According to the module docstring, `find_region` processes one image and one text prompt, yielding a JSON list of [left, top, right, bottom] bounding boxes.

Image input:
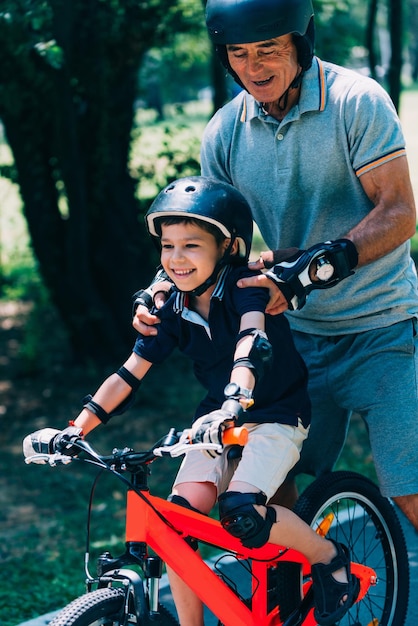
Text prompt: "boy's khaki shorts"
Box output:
[[173, 420, 309, 501]]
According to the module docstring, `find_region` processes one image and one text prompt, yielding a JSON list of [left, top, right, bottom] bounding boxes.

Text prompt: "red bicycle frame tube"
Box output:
[[125, 490, 375, 626]]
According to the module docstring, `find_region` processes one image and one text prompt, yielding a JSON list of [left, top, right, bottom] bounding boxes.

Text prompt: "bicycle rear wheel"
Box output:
[[294, 471, 409, 626], [48, 587, 179, 626]]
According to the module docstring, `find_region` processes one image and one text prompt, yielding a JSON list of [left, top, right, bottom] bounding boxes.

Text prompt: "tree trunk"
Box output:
[[387, 0, 403, 111], [0, 0, 164, 364], [366, 0, 379, 80]]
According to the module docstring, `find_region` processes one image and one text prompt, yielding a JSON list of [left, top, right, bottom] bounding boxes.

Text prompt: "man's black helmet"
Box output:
[[206, 0, 315, 79], [146, 176, 253, 262]]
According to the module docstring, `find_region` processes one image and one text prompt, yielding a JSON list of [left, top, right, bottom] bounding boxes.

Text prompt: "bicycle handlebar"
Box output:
[[24, 425, 248, 467]]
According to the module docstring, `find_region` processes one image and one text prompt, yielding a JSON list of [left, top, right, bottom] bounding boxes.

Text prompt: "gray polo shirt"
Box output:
[[201, 57, 418, 335]]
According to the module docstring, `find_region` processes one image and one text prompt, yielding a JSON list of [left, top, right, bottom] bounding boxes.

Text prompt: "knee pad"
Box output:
[[167, 494, 203, 551], [218, 491, 276, 549]]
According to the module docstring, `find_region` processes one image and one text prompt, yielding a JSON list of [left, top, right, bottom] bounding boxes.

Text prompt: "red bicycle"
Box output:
[[25, 426, 409, 626]]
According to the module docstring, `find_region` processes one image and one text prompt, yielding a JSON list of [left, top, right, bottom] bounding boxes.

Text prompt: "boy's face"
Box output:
[[160, 222, 229, 293]]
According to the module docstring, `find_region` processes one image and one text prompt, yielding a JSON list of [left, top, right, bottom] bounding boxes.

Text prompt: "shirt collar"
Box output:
[[173, 265, 232, 314], [240, 57, 326, 123]]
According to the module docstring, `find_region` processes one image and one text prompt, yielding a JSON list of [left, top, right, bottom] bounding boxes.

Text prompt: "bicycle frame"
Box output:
[[26, 434, 379, 626], [123, 487, 376, 626]]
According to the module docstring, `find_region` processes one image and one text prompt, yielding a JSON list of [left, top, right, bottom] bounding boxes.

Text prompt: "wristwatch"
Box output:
[[224, 382, 253, 402], [315, 255, 335, 282]]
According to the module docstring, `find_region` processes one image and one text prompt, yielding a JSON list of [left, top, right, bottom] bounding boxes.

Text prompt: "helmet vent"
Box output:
[[185, 185, 197, 193]]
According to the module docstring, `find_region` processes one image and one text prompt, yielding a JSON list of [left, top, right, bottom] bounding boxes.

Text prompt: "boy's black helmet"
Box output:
[[206, 0, 315, 79], [146, 176, 253, 262]]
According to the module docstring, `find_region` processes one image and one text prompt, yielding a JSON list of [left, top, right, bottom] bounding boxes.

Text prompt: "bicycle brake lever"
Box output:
[[25, 453, 74, 466], [153, 429, 222, 458]]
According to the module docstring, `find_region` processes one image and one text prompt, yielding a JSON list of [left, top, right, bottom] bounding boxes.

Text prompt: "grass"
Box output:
[[1, 88, 418, 625]]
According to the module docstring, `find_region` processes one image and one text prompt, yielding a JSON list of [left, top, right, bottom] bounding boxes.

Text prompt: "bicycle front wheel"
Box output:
[[294, 471, 409, 626], [48, 587, 179, 626]]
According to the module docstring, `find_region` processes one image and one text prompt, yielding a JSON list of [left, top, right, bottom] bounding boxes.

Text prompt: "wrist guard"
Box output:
[[266, 239, 358, 310], [132, 267, 172, 316]]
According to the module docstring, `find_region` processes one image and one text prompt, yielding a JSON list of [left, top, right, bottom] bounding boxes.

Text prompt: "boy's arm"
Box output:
[[73, 353, 152, 435], [226, 310, 271, 408], [190, 311, 272, 458], [23, 354, 153, 460]]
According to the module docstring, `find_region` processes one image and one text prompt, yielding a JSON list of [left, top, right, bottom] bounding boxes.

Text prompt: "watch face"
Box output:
[[316, 261, 334, 281], [224, 382, 240, 397]]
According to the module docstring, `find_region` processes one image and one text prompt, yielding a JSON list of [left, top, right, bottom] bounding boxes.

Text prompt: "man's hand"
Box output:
[[132, 306, 161, 335], [132, 279, 172, 335], [242, 241, 358, 312], [243, 248, 306, 314], [190, 399, 242, 459], [237, 273, 290, 315]]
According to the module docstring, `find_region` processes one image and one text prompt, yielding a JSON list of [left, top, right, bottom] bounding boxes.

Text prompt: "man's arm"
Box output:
[[347, 156, 416, 264], [239, 156, 416, 314]]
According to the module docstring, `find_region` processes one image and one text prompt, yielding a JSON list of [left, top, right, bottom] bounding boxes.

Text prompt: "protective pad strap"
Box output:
[[82, 396, 111, 424], [116, 366, 142, 392], [236, 327, 258, 342]]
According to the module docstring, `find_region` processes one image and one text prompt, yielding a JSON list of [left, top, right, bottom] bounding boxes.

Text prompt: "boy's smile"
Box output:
[[160, 222, 229, 293]]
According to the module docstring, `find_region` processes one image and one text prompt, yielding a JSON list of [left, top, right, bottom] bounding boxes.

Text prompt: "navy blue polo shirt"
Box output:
[[133, 265, 311, 428]]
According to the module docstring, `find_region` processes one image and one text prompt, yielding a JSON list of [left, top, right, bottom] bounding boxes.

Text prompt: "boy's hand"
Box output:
[[23, 426, 83, 462], [190, 400, 242, 459]]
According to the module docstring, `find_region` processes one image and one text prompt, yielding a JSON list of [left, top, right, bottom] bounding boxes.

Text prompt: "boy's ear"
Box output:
[[225, 238, 239, 255]]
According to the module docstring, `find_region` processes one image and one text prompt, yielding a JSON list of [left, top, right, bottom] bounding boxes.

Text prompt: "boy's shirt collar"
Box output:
[[173, 265, 232, 314]]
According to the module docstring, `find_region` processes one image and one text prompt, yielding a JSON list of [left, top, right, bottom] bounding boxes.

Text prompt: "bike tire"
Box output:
[[293, 471, 409, 626], [48, 587, 179, 626]]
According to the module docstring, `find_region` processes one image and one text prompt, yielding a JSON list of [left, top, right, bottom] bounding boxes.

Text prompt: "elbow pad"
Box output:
[[232, 329, 273, 384]]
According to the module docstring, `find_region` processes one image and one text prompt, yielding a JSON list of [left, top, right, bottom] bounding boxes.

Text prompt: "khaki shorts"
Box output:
[[173, 420, 309, 501]]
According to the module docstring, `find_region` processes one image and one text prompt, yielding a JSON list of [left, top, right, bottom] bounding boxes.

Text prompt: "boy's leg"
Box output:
[[167, 448, 233, 626], [167, 481, 217, 626]]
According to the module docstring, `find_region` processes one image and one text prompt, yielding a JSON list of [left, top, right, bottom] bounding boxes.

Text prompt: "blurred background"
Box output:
[[1, 1, 418, 624]]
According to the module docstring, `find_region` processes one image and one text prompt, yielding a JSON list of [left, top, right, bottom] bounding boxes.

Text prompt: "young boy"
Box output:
[[24, 177, 358, 626]]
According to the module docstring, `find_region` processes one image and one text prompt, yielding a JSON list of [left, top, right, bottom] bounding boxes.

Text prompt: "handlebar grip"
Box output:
[[222, 427, 248, 446]]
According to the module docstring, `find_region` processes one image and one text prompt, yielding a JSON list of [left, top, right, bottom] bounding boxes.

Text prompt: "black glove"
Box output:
[[266, 239, 358, 310], [190, 399, 243, 459], [132, 268, 172, 317], [23, 426, 83, 463]]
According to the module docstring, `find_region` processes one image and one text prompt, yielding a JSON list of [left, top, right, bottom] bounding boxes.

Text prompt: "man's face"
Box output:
[[226, 34, 300, 103]]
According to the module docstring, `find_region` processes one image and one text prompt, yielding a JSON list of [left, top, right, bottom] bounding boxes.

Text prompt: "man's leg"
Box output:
[[393, 494, 418, 530], [272, 330, 351, 509]]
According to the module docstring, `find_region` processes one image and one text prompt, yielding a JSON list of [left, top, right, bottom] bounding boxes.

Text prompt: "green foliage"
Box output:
[[0, 0, 203, 364], [313, 0, 367, 65], [131, 102, 208, 201]]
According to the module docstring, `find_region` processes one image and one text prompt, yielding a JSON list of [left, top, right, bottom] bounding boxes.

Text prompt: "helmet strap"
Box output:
[[276, 67, 304, 112]]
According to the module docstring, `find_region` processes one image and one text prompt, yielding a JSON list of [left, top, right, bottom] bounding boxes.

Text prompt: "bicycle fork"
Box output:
[[92, 542, 165, 624]]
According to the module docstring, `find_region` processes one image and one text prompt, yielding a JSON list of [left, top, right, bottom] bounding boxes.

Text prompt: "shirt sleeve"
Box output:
[[133, 300, 179, 365], [227, 266, 270, 318], [343, 78, 406, 177]]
